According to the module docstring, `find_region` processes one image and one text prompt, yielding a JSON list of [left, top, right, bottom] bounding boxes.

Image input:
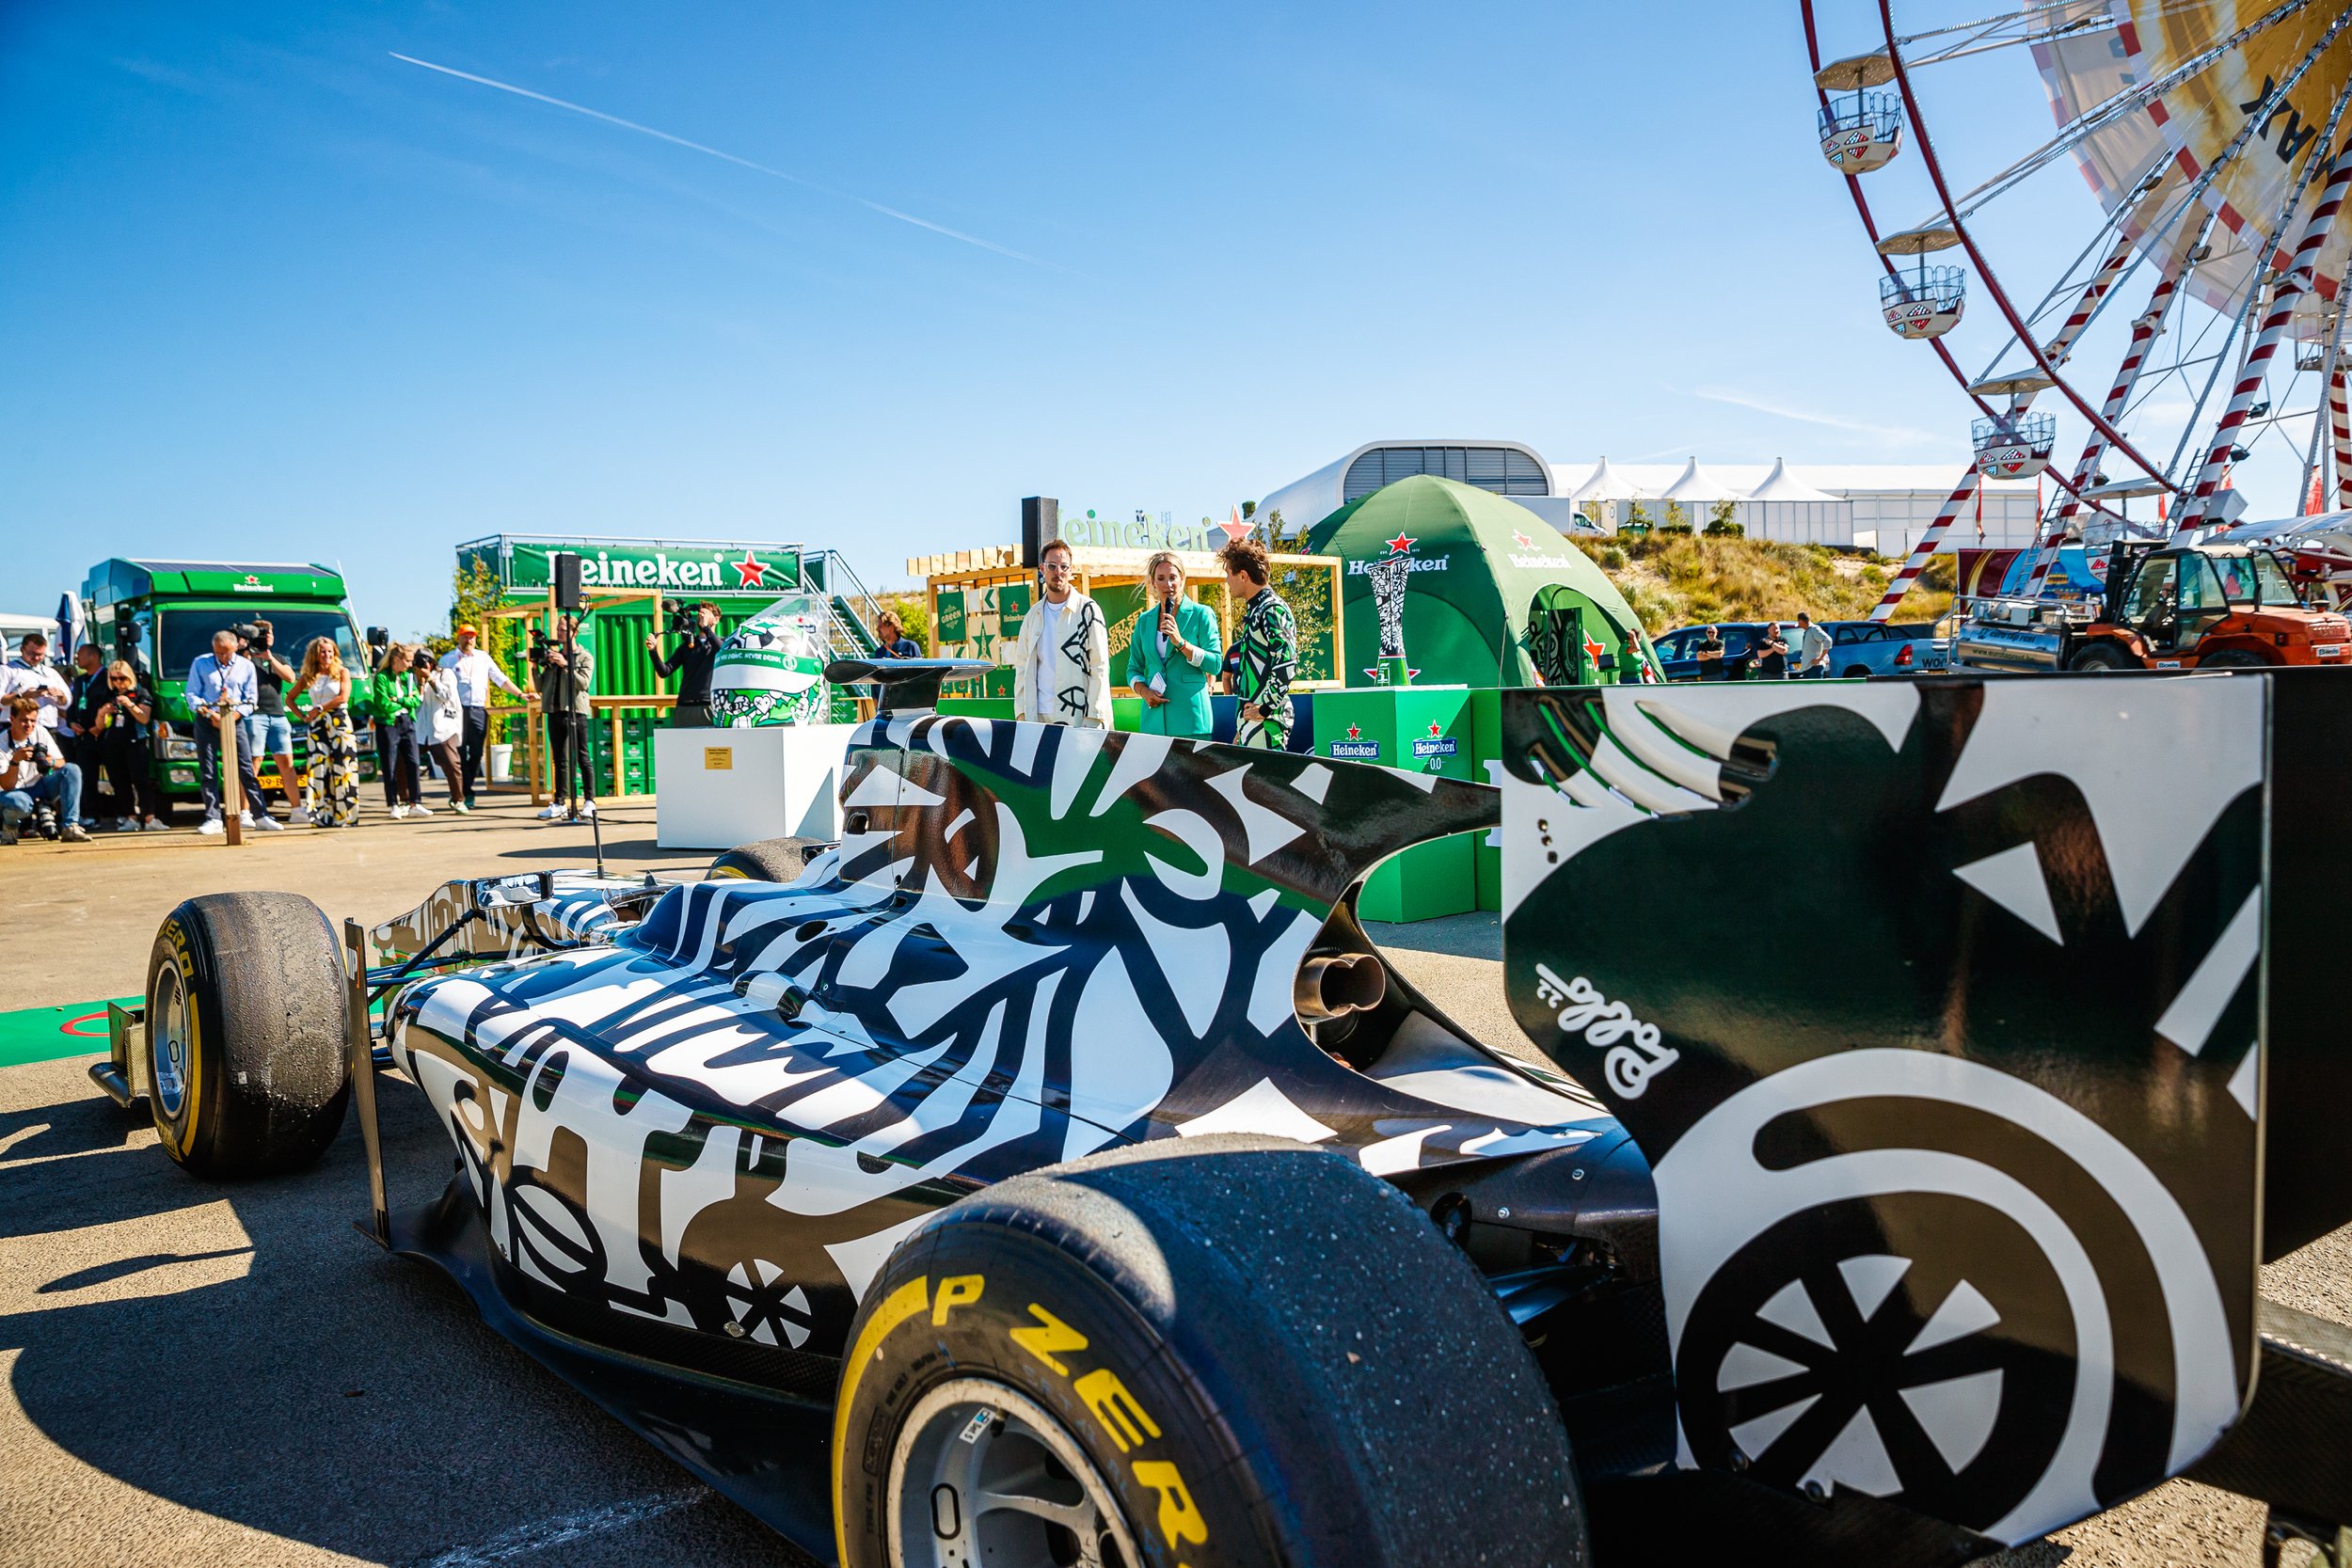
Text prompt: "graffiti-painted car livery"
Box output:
[[105, 660, 2352, 1568]]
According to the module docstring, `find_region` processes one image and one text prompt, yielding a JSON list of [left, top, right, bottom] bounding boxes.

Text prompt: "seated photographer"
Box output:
[[644, 600, 719, 727], [92, 660, 167, 832], [1, 695, 89, 845], [240, 618, 301, 823]]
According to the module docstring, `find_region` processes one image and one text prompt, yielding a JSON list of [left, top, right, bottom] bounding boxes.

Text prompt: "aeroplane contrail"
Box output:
[[389, 52, 1047, 267]]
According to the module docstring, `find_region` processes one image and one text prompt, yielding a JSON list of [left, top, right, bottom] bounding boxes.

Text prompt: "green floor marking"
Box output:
[[0, 999, 138, 1069]]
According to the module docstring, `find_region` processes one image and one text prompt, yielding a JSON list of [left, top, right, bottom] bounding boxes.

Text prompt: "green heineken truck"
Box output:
[[81, 558, 375, 814]]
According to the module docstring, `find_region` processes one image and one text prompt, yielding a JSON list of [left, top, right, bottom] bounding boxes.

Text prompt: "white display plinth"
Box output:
[[655, 722, 858, 851]]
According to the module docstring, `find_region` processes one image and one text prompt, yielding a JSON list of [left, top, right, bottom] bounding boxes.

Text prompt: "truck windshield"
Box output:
[[156, 610, 361, 679], [2248, 552, 2303, 608]]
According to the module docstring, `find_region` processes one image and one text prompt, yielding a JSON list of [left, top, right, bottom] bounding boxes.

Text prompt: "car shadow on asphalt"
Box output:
[[0, 1069, 782, 1566]]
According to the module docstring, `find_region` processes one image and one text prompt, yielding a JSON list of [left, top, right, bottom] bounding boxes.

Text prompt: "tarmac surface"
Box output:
[[0, 794, 2344, 1566]]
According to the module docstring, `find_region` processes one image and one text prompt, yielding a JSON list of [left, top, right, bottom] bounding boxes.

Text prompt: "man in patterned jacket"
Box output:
[[1219, 537, 1297, 750], [1010, 538, 1111, 728]]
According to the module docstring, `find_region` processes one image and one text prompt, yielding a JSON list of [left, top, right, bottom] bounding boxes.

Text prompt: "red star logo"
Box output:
[[1384, 532, 1414, 555], [1346, 723, 1362, 739], [1511, 531, 1532, 547], [731, 551, 770, 589], [1427, 721, 1442, 737], [1582, 634, 1607, 663]]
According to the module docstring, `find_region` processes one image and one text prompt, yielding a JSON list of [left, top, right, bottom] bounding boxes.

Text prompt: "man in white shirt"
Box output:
[[1792, 612, 1834, 679], [1009, 539, 1109, 727], [0, 633, 72, 731], [438, 625, 523, 814]]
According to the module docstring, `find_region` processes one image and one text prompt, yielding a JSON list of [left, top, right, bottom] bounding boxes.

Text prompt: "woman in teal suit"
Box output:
[[1127, 551, 1221, 737]]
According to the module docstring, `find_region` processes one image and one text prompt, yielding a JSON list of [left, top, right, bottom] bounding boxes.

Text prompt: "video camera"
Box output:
[[660, 597, 701, 634], [527, 628, 552, 666], [230, 619, 273, 651]]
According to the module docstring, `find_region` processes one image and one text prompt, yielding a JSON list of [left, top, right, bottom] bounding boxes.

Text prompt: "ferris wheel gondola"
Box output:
[[1802, 0, 2352, 615]]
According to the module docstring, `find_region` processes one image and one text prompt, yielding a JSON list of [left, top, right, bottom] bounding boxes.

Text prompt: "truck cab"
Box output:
[[2078, 542, 2350, 669], [82, 559, 375, 810]]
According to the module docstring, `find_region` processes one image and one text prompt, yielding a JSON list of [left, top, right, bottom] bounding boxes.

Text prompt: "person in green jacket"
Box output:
[[370, 643, 429, 818], [1126, 551, 1220, 737]]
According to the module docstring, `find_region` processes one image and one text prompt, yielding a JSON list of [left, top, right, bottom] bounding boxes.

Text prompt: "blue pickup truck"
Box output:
[[1653, 619, 1947, 680]]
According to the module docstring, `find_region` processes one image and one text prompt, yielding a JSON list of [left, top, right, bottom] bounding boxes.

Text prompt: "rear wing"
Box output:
[[1497, 673, 2350, 1546]]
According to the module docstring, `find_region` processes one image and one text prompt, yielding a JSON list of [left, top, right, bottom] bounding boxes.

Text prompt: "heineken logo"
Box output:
[[1426, 721, 1442, 736], [1582, 633, 1608, 663], [1329, 738, 1380, 759], [732, 550, 772, 589], [1410, 736, 1457, 761], [1385, 531, 1415, 555], [1505, 550, 1580, 571], [1348, 554, 1449, 577], [1512, 530, 1533, 547], [500, 543, 803, 594], [230, 574, 273, 594], [1346, 723, 1363, 739]]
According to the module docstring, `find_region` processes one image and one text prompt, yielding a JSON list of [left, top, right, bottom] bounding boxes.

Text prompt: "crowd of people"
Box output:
[[998, 536, 1299, 745], [1683, 611, 1834, 680], [2, 559, 1303, 847]]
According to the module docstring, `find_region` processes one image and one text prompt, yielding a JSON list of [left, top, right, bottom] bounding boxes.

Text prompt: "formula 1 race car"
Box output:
[[97, 660, 2352, 1567]]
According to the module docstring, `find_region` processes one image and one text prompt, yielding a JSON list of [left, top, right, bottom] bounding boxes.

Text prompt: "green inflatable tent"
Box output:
[[1304, 474, 1652, 687]]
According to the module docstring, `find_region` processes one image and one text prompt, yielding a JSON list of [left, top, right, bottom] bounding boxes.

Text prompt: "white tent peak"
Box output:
[[1745, 458, 1837, 502], [1660, 458, 1737, 502], [1566, 456, 1654, 503]]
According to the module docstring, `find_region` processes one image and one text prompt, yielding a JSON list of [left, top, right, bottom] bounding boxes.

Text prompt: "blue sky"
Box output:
[[2, 2, 2288, 637]]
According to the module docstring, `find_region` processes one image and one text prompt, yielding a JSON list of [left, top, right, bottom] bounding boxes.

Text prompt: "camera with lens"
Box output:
[[231, 622, 265, 646], [527, 628, 552, 667], [660, 597, 699, 633]]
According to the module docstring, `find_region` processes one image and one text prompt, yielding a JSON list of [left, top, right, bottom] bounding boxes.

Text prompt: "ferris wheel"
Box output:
[[1801, 0, 2352, 616]]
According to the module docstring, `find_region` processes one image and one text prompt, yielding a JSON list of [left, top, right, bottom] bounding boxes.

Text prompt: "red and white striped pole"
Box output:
[[2182, 142, 2352, 530], [2024, 237, 2201, 594], [2331, 368, 2352, 511], [1867, 467, 1979, 622]]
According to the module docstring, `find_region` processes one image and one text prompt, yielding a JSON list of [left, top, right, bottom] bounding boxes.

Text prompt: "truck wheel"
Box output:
[[2199, 649, 2268, 669], [1842, 665, 1871, 679], [707, 836, 824, 881], [145, 893, 350, 1177], [2065, 641, 2137, 672], [834, 1135, 1587, 1568]]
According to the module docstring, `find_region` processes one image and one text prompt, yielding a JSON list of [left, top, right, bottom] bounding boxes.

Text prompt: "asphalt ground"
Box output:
[[0, 803, 2344, 1566]]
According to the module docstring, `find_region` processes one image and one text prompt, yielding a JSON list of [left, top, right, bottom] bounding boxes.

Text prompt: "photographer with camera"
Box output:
[[0, 632, 71, 734], [532, 612, 596, 822], [236, 619, 301, 823], [91, 659, 165, 831], [437, 625, 523, 813], [644, 599, 720, 727], [1, 695, 88, 845]]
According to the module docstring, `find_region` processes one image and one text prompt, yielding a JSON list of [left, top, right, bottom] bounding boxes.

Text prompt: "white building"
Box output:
[[1256, 439, 2044, 557]]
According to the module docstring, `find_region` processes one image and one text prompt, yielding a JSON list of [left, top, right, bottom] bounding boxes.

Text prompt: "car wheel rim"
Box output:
[[152, 963, 190, 1119], [888, 1376, 1139, 1568]]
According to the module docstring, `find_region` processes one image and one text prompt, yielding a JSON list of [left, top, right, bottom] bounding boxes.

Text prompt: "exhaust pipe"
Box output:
[[1295, 951, 1388, 1023]]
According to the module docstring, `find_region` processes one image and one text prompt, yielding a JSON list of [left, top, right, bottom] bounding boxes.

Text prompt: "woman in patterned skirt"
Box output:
[[294, 637, 361, 827]]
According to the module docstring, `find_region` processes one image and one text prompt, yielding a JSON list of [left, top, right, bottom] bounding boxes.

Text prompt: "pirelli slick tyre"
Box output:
[[707, 836, 824, 882], [834, 1134, 1587, 1568], [145, 893, 349, 1178]]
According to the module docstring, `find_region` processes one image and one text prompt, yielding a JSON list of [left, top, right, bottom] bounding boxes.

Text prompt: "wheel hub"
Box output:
[[887, 1376, 1139, 1568], [151, 963, 189, 1119]]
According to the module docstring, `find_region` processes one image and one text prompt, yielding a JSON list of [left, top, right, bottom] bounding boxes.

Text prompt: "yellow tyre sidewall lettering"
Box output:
[[837, 1271, 1217, 1566]]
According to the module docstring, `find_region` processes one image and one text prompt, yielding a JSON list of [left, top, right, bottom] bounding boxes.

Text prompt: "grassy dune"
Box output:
[[1575, 532, 1955, 634]]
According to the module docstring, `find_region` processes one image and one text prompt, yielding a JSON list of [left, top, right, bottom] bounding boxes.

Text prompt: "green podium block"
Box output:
[[1316, 685, 1476, 923]]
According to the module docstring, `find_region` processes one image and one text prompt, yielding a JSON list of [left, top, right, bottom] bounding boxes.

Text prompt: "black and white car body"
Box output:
[[104, 660, 2352, 1568]]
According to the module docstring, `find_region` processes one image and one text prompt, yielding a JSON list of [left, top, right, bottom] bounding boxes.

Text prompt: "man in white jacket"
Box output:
[[1009, 539, 1110, 728]]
